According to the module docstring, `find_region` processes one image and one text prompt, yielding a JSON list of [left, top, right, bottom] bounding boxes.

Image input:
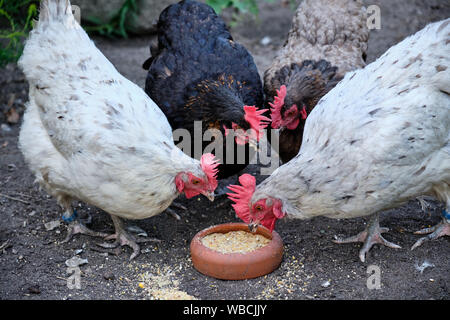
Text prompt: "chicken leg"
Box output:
[[333, 213, 401, 262], [411, 209, 450, 250], [98, 215, 161, 260]]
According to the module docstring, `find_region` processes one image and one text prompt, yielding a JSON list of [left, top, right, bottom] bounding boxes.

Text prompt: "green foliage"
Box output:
[[207, 0, 256, 16], [206, 0, 276, 16], [0, 0, 39, 68], [0, 0, 139, 68], [83, 0, 138, 38]]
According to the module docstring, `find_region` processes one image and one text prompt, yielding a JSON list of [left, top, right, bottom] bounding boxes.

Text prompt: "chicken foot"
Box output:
[[333, 213, 401, 263], [61, 209, 109, 243], [411, 210, 450, 250], [97, 215, 161, 260]]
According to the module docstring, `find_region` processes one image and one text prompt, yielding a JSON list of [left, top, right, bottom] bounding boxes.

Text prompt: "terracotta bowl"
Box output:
[[190, 222, 284, 280]]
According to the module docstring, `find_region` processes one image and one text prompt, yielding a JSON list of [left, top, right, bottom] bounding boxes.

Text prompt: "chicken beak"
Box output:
[[202, 191, 215, 202], [248, 221, 259, 233]]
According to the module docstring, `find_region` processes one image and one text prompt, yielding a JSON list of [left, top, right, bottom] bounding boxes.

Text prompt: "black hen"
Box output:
[[143, 0, 267, 180]]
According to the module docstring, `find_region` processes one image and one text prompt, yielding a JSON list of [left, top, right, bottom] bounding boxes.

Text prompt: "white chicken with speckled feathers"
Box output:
[[18, 0, 219, 260], [229, 19, 450, 262]]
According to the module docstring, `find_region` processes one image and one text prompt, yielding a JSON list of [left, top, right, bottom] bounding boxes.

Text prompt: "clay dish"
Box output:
[[190, 223, 284, 280]]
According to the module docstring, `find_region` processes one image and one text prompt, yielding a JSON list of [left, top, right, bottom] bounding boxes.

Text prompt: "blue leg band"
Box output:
[[62, 208, 78, 223], [442, 209, 450, 221]]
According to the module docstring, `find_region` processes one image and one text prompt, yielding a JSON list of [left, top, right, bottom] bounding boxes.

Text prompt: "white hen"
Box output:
[[228, 19, 450, 262], [18, 0, 219, 259]]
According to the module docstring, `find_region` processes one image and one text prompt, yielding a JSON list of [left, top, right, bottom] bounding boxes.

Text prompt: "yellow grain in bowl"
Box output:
[[201, 230, 271, 254]]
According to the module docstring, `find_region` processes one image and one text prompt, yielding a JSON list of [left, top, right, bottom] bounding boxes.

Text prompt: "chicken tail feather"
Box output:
[[37, 0, 74, 27]]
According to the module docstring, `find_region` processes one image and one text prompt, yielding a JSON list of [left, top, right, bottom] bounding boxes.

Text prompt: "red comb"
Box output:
[[268, 85, 287, 129], [243, 106, 270, 141], [200, 153, 219, 191], [226, 174, 256, 223]]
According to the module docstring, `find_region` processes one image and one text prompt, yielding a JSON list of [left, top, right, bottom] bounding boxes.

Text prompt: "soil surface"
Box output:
[[1, 0, 449, 300]]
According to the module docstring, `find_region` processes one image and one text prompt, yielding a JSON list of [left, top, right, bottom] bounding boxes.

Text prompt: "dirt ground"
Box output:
[[1, 0, 449, 300]]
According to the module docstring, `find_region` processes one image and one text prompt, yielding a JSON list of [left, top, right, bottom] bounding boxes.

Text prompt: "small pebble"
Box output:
[[103, 272, 115, 280], [26, 285, 41, 294], [260, 36, 272, 46], [44, 220, 60, 231], [1, 124, 11, 132]]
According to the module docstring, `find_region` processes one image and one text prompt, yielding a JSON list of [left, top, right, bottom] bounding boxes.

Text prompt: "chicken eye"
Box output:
[[192, 179, 200, 185], [254, 205, 264, 211]]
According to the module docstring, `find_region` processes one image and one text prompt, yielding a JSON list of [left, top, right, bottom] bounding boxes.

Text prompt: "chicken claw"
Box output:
[[165, 201, 187, 220], [411, 214, 450, 250], [97, 215, 161, 260], [166, 208, 181, 221], [333, 213, 401, 263], [62, 221, 109, 243]]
